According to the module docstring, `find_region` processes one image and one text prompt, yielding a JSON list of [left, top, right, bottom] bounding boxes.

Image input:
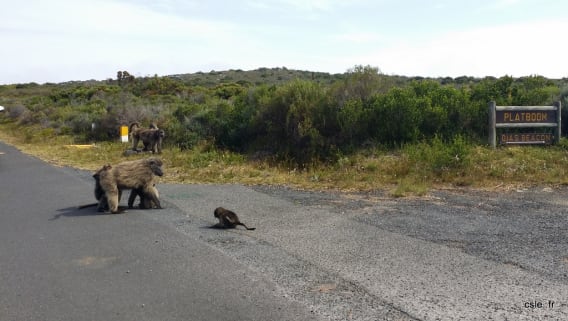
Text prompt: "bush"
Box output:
[[406, 135, 471, 174], [1, 70, 564, 167]]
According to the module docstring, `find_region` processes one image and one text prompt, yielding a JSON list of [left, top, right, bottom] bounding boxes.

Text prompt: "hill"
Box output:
[[168, 67, 343, 87]]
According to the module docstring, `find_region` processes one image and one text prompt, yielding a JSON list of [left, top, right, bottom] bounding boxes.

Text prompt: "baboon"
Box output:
[[98, 157, 164, 213], [79, 164, 159, 211], [211, 207, 256, 230], [127, 184, 160, 209], [78, 164, 117, 212], [130, 122, 165, 154], [129, 122, 145, 150], [142, 129, 164, 153]]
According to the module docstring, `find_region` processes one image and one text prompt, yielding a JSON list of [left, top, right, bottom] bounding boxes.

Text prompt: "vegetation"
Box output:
[[2, 66, 568, 195]]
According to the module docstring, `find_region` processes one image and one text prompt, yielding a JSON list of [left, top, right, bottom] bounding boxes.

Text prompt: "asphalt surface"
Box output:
[[1, 140, 568, 320], [0, 142, 323, 321]]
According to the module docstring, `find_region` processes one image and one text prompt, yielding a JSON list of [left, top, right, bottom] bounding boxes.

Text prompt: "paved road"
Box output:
[[0, 142, 323, 321], [1, 140, 568, 321]]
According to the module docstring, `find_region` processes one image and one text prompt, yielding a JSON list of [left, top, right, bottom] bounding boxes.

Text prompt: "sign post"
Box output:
[[489, 101, 561, 148]]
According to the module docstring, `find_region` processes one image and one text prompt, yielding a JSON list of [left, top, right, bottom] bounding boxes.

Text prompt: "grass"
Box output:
[[1, 122, 568, 196]]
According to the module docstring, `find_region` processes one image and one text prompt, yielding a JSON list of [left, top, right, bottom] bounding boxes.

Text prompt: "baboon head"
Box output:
[[147, 158, 164, 177]]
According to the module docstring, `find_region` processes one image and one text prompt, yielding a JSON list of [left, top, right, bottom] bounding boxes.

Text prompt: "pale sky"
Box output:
[[1, 0, 567, 84]]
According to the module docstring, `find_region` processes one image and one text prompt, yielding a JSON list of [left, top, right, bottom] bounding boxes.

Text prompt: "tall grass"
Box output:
[[2, 123, 568, 195]]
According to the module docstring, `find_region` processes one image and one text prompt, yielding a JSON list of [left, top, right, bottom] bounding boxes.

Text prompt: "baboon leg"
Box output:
[[142, 185, 159, 209], [127, 187, 158, 209], [97, 199, 107, 212], [132, 137, 140, 151], [149, 184, 162, 208], [143, 185, 162, 209], [151, 136, 159, 154], [106, 188, 122, 214], [127, 189, 140, 208], [97, 190, 120, 212], [155, 133, 164, 154], [154, 140, 162, 154], [130, 122, 141, 151]]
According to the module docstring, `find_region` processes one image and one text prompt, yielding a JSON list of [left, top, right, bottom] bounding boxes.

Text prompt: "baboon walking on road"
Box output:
[[79, 162, 162, 212], [98, 157, 164, 213], [211, 207, 256, 230]]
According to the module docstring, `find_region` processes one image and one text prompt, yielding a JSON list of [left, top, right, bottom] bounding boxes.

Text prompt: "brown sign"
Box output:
[[500, 133, 554, 145], [496, 110, 556, 123]]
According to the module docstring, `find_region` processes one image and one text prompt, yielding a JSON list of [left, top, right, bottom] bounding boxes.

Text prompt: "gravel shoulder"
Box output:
[[141, 182, 568, 321]]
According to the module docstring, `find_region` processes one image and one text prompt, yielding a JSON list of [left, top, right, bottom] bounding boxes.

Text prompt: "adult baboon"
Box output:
[[130, 122, 165, 154], [79, 163, 159, 211], [211, 207, 256, 230], [142, 129, 165, 154], [129, 122, 144, 150], [127, 184, 160, 209], [99, 157, 164, 213]]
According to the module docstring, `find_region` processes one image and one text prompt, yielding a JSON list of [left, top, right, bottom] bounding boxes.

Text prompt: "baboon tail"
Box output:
[[129, 122, 140, 132], [238, 223, 256, 230]]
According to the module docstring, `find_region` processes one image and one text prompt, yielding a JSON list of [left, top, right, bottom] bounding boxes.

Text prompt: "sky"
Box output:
[[1, 0, 567, 84]]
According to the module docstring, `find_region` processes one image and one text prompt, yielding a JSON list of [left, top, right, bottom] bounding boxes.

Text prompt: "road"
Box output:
[[0, 142, 322, 321], [1, 140, 567, 321]]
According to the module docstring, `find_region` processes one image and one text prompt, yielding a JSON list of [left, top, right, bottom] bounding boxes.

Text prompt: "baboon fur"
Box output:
[[127, 184, 160, 209], [99, 157, 163, 213], [130, 122, 165, 154], [212, 207, 255, 230], [78, 164, 120, 211], [79, 163, 158, 211]]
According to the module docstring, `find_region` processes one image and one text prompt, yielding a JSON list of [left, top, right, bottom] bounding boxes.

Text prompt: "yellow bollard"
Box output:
[[120, 126, 129, 143]]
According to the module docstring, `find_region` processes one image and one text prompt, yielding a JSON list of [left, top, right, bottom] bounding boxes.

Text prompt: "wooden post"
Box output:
[[489, 101, 496, 148], [555, 101, 562, 144]]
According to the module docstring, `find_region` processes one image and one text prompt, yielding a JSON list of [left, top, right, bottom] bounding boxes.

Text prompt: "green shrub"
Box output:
[[406, 135, 471, 174]]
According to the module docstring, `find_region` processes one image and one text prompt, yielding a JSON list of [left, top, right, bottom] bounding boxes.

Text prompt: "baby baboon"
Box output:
[[78, 164, 118, 212], [211, 207, 255, 230], [127, 184, 160, 209], [130, 122, 165, 154], [93, 164, 111, 204], [99, 157, 164, 213]]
